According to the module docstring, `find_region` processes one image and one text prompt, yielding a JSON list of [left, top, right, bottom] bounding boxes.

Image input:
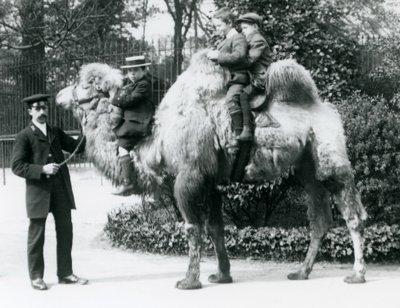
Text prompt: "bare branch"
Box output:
[[182, 0, 197, 38], [164, 0, 176, 21]]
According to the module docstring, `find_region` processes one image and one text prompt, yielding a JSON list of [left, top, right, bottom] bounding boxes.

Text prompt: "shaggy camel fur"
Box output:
[[55, 49, 368, 289]]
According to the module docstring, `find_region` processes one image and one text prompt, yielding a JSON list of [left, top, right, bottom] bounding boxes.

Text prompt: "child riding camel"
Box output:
[[207, 8, 251, 151], [109, 55, 154, 196], [237, 12, 279, 129]]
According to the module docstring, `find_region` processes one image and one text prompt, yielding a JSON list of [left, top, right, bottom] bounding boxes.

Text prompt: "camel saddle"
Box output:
[[249, 93, 268, 112]]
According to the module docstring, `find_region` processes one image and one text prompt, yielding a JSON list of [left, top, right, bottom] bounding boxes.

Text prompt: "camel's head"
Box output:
[[56, 63, 123, 123]]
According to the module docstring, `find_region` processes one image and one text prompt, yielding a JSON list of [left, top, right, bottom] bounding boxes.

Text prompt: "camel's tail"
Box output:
[[265, 59, 320, 105]]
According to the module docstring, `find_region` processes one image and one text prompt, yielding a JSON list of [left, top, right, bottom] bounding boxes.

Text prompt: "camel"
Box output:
[[55, 49, 368, 289]]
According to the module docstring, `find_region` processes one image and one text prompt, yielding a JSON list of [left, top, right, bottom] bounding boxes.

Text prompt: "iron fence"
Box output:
[[0, 38, 201, 184], [0, 37, 383, 185]]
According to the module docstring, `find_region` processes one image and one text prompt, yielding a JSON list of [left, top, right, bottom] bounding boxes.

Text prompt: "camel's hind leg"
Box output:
[[328, 173, 367, 283], [174, 169, 204, 290], [205, 185, 232, 284], [288, 175, 333, 280]]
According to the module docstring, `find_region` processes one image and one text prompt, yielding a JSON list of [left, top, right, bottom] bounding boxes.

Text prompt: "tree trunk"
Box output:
[[173, 15, 184, 79], [20, 0, 46, 97]]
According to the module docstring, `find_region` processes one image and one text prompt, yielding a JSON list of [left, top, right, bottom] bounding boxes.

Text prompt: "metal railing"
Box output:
[[0, 131, 91, 185], [0, 38, 202, 184], [0, 37, 384, 184]]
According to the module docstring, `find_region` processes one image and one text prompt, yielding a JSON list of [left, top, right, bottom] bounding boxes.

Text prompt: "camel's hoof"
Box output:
[[344, 274, 366, 284], [287, 271, 309, 280], [208, 273, 233, 284], [175, 278, 202, 290]]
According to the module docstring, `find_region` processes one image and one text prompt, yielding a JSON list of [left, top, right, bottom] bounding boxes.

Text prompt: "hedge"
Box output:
[[104, 207, 400, 263], [337, 92, 400, 225]]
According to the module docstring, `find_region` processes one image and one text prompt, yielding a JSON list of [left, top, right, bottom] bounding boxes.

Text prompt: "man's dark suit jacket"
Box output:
[[11, 123, 86, 218]]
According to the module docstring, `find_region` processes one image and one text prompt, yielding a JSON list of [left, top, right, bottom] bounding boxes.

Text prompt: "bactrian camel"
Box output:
[[55, 49, 367, 289]]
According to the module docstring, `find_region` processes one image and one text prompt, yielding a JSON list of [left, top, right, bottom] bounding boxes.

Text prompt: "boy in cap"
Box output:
[[237, 12, 279, 130], [207, 7, 251, 151], [110, 55, 155, 196], [11, 94, 88, 290]]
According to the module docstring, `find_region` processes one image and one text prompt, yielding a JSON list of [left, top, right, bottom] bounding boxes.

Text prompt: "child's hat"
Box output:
[[236, 13, 263, 26]]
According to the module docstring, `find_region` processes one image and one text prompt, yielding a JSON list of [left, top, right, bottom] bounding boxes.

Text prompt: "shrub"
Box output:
[[337, 92, 400, 224], [358, 36, 400, 100], [219, 177, 297, 228], [104, 207, 400, 262]]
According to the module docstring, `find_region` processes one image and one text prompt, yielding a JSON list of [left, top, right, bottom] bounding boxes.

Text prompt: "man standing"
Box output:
[[11, 94, 88, 290], [109, 55, 155, 196]]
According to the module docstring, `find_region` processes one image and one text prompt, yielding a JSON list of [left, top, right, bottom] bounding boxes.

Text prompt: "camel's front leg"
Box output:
[[175, 223, 203, 290], [174, 170, 204, 290]]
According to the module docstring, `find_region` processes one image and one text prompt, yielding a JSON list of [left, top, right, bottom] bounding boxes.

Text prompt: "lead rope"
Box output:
[[58, 132, 86, 167], [58, 87, 91, 167]]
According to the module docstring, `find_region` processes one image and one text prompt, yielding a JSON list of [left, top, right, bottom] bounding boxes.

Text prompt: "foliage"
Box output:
[[147, 173, 308, 229], [0, 0, 146, 51], [219, 177, 294, 228], [337, 92, 400, 225], [358, 35, 400, 100], [105, 206, 400, 262], [212, 0, 392, 100]]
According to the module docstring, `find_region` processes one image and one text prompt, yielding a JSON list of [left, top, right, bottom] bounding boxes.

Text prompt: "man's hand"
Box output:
[[207, 50, 219, 61], [42, 163, 60, 175]]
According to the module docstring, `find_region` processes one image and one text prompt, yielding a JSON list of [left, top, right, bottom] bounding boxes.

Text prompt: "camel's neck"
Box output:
[[83, 104, 121, 184]]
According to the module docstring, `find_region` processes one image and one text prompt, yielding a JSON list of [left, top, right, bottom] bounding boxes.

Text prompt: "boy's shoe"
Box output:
[[237, 125, 253, 142], [111, 183, 135, 196]]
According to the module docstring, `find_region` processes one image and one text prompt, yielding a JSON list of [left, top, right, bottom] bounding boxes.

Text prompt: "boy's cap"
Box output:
[[22, 94, 51, 105], [236, 13, 263, 26], [121, 55, 151, 69]]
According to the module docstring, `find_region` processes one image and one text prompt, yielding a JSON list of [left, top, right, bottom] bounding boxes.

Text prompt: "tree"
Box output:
[[213, 0, 393, 99], [0, 0, 146, 51], [163, 0, 198, 77], [0, 0, 151, 97]]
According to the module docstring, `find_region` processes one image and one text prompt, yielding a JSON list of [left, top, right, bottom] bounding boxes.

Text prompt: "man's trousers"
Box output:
[[27, 174, 73, 280]]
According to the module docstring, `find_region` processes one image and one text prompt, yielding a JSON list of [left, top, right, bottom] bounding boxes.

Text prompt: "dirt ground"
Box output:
[[0, 167, 399, 308]]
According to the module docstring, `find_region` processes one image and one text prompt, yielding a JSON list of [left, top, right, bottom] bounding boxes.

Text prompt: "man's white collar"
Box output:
[[32, 119, 47, 136]]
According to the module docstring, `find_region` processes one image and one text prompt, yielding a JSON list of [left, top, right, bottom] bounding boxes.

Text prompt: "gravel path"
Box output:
[[0, 167, 399, 308]]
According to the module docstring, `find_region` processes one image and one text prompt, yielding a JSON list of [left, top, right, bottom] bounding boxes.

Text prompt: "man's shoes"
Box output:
[[31, 278, 48, 290], [111, 183, 135, 196], [59, 274, 88, 285]]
